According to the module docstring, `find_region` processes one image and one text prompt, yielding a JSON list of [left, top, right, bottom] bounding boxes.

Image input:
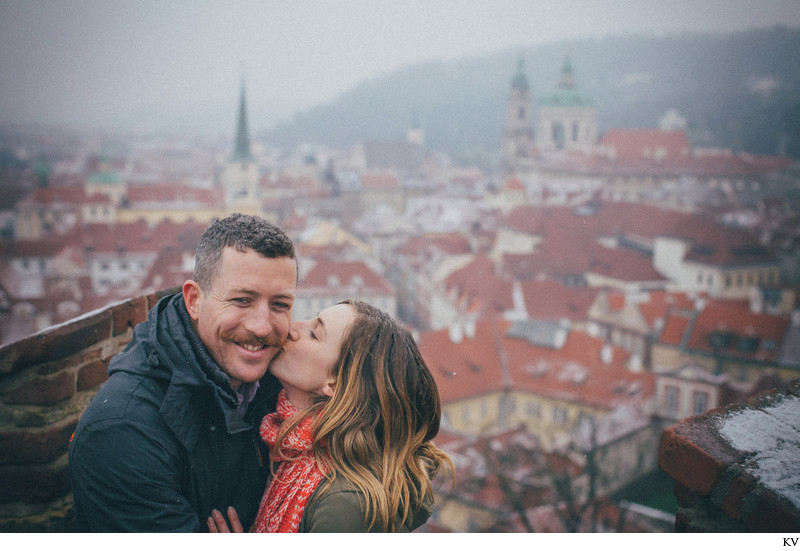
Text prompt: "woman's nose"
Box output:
[[287, 320, 303, 342]]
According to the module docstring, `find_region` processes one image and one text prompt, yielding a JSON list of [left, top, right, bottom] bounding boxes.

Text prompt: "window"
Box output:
[[665, 385, 679, 413], [692, 391, 709, 415], [526, 402, 542, 417], [551, 406, 568, 424]]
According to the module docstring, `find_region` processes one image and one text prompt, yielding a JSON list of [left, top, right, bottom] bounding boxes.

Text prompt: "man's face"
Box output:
[[184, 247, 297, 391]]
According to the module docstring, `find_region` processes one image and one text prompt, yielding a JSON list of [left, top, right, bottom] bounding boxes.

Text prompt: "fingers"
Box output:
[[207, 508, 231, 533], [227, 506, 245, 533]]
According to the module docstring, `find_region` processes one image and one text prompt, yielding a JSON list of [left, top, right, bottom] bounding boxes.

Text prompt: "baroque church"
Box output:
[[502, 54, 597, 173]]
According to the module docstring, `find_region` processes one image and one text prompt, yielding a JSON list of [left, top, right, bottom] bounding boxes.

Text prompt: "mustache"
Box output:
[[223, 332, 287, 348]]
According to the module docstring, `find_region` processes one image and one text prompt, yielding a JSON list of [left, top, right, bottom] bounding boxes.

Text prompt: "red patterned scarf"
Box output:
[[253, 390, 326, 533]]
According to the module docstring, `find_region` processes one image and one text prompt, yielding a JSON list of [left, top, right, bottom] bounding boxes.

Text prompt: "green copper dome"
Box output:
[[88, 169, 124, 185], [539, 55, 593, 107]]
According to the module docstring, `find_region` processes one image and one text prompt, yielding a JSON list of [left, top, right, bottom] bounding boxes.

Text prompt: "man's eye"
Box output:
[[231, 297, 251, 305], [272, 302, 291, 311]]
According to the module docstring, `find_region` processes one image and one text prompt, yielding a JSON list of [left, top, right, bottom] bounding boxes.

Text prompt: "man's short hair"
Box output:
[[193, 213, 295, 291]]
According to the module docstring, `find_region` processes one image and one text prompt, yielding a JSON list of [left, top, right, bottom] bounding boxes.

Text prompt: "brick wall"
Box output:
[[659, 379, 800, 532], [0, 288, 177, 532]]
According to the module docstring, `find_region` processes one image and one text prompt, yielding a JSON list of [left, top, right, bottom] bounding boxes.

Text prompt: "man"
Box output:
[[68, 213, 297, 531]]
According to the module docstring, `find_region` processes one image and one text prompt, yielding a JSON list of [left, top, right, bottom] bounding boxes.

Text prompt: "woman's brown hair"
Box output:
[[275, 300, 452, 531]]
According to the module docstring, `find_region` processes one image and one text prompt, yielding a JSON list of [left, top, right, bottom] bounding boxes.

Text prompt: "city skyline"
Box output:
[[2, 0, 800, 137]]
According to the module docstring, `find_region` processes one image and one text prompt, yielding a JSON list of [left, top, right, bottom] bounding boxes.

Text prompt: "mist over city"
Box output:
[[1, 0, 800, 536]]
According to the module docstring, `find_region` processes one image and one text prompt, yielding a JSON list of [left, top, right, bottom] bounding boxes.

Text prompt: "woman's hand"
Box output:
[[207, 506, 245, 533]]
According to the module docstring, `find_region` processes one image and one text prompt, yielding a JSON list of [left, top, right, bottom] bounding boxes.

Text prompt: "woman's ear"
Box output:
[[322, 379, 336, 398]]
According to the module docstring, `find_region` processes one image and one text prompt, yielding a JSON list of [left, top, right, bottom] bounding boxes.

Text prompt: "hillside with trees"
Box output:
[[261, 27, 800, 167]]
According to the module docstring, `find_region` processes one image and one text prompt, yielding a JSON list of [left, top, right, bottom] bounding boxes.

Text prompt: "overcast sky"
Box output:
[[2, 0, 800, 137]]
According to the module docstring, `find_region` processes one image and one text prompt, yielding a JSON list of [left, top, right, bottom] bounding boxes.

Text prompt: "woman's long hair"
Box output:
[[274, 300, 452, 531]]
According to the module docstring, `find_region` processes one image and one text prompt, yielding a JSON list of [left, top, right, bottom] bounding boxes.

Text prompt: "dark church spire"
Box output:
[[232, 78, 254, 162]]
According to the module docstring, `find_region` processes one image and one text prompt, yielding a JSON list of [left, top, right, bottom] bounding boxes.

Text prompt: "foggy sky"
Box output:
[[2, 0, 800, 138]]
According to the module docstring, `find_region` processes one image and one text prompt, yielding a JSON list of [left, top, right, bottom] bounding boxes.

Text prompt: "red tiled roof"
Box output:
[[607, 293, 625, 312], [361, 172, 399, 190], [502, 201, 771, 269], [508, 330, 651, 410], [585, 245, 666, 282], [19, 186, 87, 206], [601, 289, 701, 332], [445, 254, 514, 313], [396, 233, 472, 257], [686, 301, 789, 363], [518, 279, 600, 321], [600, 129, 691, 163], [300, 260, 394, 293], [420, 317, 653, 410], [503, 176, 525, 191], [659, 311, 692, 346], [142, 247, 194, 292], [126, 183, 222, 207]]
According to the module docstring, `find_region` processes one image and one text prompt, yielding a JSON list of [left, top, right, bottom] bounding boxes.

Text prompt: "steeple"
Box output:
[[511, 55, 529, 90], [502, 54, 534, 171], [222, 76, 260, 212], [558, 55, 576, 89], [232, 78, 254, 162]]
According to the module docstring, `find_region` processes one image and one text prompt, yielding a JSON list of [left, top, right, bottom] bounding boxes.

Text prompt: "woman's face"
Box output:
[[269, 303, 357, 409]]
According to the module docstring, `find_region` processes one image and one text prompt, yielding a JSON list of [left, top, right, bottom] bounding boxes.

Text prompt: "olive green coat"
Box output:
[[298, 477, 433, 532]]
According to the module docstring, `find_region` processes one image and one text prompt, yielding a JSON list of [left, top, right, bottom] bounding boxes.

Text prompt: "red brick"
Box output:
[[673, 510, 697, 532], [35, 347, 101, 376], [0, 420, 77, 465], [147, 287, 179, 310], [658, 417, 742, 496], [3, 370, 75, 406], [671, 480, 698, 508], [76, 357, 110, 391], [719, 471, 756, 521], [0, 462, 71, 503], [111, 296, 149, 336], [0, 309, 112, 376]]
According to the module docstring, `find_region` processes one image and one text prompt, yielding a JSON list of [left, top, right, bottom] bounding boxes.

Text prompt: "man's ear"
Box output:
[[182, 280, 203, 321], [322, 379, 336, 398]]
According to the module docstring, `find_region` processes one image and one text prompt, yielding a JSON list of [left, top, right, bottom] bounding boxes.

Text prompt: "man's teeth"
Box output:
[[241, 343, 265, 352]]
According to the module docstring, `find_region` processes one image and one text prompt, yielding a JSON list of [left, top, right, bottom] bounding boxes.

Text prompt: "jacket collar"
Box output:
[[155, 295, 254, 451]]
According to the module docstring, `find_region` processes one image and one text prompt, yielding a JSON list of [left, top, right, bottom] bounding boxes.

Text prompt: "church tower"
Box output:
[[222, 78, 260, 212], [536, 55, 597, 152], [502, 56, 535, 170]]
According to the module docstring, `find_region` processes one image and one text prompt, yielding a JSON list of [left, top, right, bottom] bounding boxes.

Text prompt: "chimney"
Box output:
[[601, 343, 613, 365], [449, 322, 463, 343], [464, 316, 476, 339]]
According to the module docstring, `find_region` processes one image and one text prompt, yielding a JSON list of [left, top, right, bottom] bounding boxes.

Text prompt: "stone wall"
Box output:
[[659, 379, 800, 532], [0, 288, 176, 532]]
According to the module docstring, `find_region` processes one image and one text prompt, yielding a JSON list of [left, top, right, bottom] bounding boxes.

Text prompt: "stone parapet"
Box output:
[[0, 288, 176, 532], [659, 379, 800, 532]]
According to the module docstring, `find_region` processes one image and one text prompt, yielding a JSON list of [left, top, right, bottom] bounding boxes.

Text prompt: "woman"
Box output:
[[208, 300, 452, 532]]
